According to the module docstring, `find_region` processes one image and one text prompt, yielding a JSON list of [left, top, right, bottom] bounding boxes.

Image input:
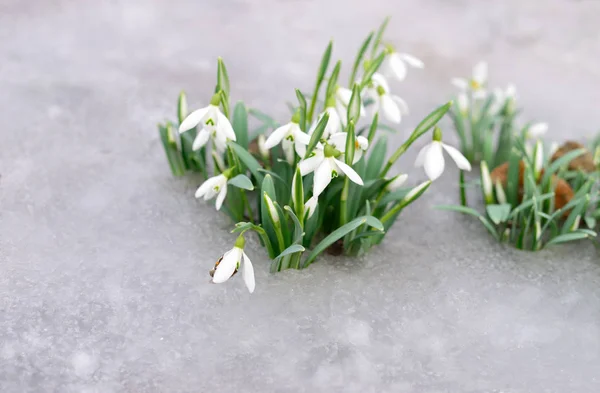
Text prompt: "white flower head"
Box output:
[[210, 235, 255, 293], [365, 73, 409, 124], [384, 48, 424, 82], [414, 127, 472, 181], [264, 112, 310, 165], [327, 132, 369, 164], [257, 134, 270, 160], [335, 86, 366, 125], [195, 171, 233, 211], [309, 103, 341, 140], [451, 61, 488, 99], [298, 143, 364, 198], [179, 93, 237, 151]]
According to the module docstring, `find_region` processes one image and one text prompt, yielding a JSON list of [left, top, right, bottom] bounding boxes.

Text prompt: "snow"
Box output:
[[1, 0, 600, 391]]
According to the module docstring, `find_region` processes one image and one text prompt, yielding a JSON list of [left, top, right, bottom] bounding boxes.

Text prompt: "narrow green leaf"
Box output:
[[228, 141, 264, 184], [275, 244, 305, 260], [486, 204, 512, 225], [304, 112, 329, 159], [284, 205, 304, 244], [349, 31, 374, 86], [546, 231, 594, 246], [158, 123, 186, 176], [216, 57, 230, 96], [325, 60, 342, 100], [295, 89, 307, 131], [541, 148, 586, 187], [228, 174, 254, 190], [307, 41, 333, 122], [347, 83, 362, 125], [366, 136, 387, 179], [371, 16, 390, 57], [232, 101, 249, 149], [507, 148, 521, 205], [360, 51, 386, 89], [345, 120, 356, 165], [367, 112, 379, 145]]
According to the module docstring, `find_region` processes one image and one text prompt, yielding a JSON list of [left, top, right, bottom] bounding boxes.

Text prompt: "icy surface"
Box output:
[[2, 0, 600, 392]]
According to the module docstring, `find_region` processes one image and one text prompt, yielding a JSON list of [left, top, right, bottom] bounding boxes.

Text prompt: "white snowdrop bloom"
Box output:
[[195, 172, 230, 211], [334, 86, 366, 125], [480, 161, 493, 203], [309, 105, 342, 140], [364, 73, 409, 124], [414, 127, 472, 181], [304, 196, 318, 219], [264, 114, 310, 164], [384, 50, 424, 82], [179, 94, 237, 151], [457, 92, 470, 115], [210, 235, 255, 293], [526, 122, 548, 139], [451, 61, 488, 99], [386, 173, 408, 191], [327, 132, 369, 164], [299, 144, 364, 198], [257, 134, 270, 160]]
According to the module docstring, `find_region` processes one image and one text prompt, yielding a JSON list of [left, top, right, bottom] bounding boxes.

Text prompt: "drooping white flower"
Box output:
[[299, 144, 364, 198], [309, 105, 342, 140], [384, 51, 424, 82], [304, 196, 318, 219], [414, 127, 472, 181], [386, 173, 408, 191], [334, 86, 366, 125], [179, 93, 237, 151], [264, 114, 310, 164], [327, 132, 369, 164], [451, 61, 488, 99], [195, 172, 231, 211], [364, 73, 409, 124], [210, 235, 255, 293]]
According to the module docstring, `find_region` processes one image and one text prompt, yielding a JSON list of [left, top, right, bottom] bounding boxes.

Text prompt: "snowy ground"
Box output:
[[2, 0, 600, 392]]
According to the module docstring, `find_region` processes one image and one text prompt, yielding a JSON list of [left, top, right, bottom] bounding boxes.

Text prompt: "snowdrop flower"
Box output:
[[257, 134, 270, 161], [480, 161, 493, 204], [386, 173, 408, 191], [264, 112, 310, 164], [304, 196, 318, 219], [179, 93, 237, 151], [299, 143, 364, 198], [457, 92, 470, 115], [526, 122, 548, 140], [327, 132, 369, 164], [309, 100, 342, 140], [194, 168, 233, 210], [383, 47, 424, 82], [451, 61, 488, 99], [364, 73, 408, 124], [210, 235, 255, 293], [414, 127, 472, 181], [334, 86, 366, 125]]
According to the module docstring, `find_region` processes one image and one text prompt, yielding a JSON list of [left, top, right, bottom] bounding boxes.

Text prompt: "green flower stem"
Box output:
[[340, 177, 351, 226], [241, 190, 254, 222]]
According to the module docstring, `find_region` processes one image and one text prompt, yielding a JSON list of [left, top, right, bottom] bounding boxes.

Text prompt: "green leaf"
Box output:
[[541, 148, 586, 187], [360, 51, 386, 89], [370, 16, 390, 57], [285, 205, 304, 244], [486, 204, 512, 225], [295, 89, 308, 132], [379, 187, 411, 205], [275, 244, 306, 260], [510, 193, 554, 218], [228, 141, 264, 184], [158, 123, 186, 176], [232, 101, 249, 149], [304, 112, 329, 158], [366, 112, 379, 145], [366, 136, 387, 179], [216, 57, 230, 96], [345, 120, 356, 165], [325, 60, 342, 100], [301, 216, 384, 268], [436, 205, 499, 240], [349, 31, 374, 86], [410, 102, 452, 142], [545, 231, 595, 247], [307, 41, 333, 122], [228, 174, 254, 190], [177, 91, 187, 124], [506, 148, 521, 206], [291, 167, 304, 221], [347, 83, 362, 125]]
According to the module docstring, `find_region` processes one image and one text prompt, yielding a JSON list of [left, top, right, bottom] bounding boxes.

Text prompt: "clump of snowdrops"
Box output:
[[157, 18, 471, 292]]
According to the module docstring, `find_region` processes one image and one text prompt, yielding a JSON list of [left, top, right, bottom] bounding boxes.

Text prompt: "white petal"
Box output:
[[392, 95, 409, 115], [179, 106, 209, 133], [336, 87, 352, 105], [356, 136, 369, 151], [371, 73, 390, 92], [192, 129, 210, 151], [336, 102, 348, 126], [304, 196, 318, 219], [195, 175, 220, 199], [457, 93, 469, 112], [313, 160, 333, 197], [212, 248, 242, 284], [380, 94, 401, 124], [242, 252, 255, 293], [473, 61, 488, 84], [399, 53, 424, 68], [387, 173, 408, 191], [442, 143, 472, 171], [424, 141, 445, 181], [215, 184, 228, 210], [414, 143, 430, 168], [528, 122, 548, 138], [472, 89, 487, 100], [213, 132, 227, 154], [264, 124, 290, 149], [326, 108, 341, 137], [451, 78, 469, 90], [505, 84, 517, 99], [299, 153, 324, 175], [388, 53, 407, 81], [292, 127, 310, 145], [294, 140, 307, 158], [334, 159, 364, 185], [352, 149, 363, 165], [217, 112, 237, 141], [282, 138, 295, 165], [327, 132, 348, 152]]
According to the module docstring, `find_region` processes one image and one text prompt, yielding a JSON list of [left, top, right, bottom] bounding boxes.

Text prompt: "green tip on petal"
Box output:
[[210, 93, 221, 106], [222, 167, 235, 179], [234, 234, 246, 249], [376, 85, 386, 96], [432, 126, 442, 142]]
